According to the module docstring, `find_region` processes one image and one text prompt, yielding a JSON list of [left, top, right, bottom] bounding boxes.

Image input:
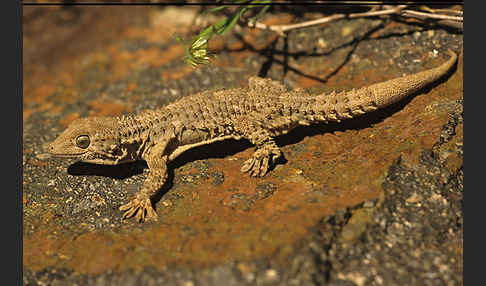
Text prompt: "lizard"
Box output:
[[48, 49, 458, 223]]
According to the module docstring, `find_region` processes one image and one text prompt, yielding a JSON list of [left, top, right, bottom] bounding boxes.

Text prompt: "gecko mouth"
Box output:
[[48, 152, 86, 158], [48, 146, 88, 157]]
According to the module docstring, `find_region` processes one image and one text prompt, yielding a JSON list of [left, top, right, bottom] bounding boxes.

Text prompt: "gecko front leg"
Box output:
[[119, 142, 168, 222]]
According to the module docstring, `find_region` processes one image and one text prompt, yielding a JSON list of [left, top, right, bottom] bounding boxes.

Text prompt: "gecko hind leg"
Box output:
[[234, 119, 284, 177], [241, 140, 283, 177]]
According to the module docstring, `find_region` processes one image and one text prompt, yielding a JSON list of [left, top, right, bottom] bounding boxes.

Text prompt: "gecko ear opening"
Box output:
[[75, 135, 90, 149]]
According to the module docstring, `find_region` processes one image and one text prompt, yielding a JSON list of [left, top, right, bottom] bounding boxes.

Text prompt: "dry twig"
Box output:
[[246, 5, 463, 36], [401, 9, 463, 22]]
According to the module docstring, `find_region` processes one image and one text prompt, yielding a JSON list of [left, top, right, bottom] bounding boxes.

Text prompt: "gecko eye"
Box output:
[[75, 135, 90, 149]]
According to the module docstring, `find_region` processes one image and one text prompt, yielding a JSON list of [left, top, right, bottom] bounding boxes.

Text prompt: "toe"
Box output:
[[146, 205, 158, 220], [135, 209, 145, 223], [119, 202, 133, 211], [122, 206, 139, 219], [252, 158, 262, 177], [241, 158, 255, 173], [259, 157, 269, 176]]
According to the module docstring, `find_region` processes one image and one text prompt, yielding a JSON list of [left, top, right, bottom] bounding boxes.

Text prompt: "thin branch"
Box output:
[[420, 6, 463, 16], [247, 5, 407, 36], [401, 9, 463, 22], [247, 5, 462, 36]]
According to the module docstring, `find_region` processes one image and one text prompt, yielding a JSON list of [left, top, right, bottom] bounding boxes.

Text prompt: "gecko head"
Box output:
[[48, 117, 123, 164]]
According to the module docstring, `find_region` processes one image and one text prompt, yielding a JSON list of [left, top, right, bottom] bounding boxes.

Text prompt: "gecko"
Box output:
[[48, 50, 458, 223]]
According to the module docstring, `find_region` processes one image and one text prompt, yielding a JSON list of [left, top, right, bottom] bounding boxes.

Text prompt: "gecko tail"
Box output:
[[311, 50, 458, 122], [365, 49, 458, 108]]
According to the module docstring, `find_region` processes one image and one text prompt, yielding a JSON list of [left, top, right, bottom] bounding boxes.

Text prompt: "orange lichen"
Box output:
[[59, 113, 80, 128], [88, 100, 129, 117]]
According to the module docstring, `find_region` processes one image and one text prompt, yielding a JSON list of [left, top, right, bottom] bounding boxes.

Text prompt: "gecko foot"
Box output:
[[119, 197, 158, 223], [241, 145, 283, 177]]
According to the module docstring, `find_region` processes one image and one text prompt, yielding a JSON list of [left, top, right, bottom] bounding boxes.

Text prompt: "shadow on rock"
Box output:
[[67, 160, 147, 179]]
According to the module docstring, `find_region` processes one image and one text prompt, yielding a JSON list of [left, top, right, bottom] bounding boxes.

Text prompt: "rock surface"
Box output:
[[23, 5, 463, 286]]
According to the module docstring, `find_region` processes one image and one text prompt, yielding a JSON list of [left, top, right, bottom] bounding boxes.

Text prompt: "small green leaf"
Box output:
[[203, 5, 229, 14], [251, 3, 271, 21], [246, 0, 272, 9], [178, 0, 273, 67], [215, 7, 248, 35]]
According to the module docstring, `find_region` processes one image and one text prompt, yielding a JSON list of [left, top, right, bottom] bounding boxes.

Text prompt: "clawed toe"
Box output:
[[241, 157, 255, 173], [241, 147, 283, 177], [120, 198, 158, 223]]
